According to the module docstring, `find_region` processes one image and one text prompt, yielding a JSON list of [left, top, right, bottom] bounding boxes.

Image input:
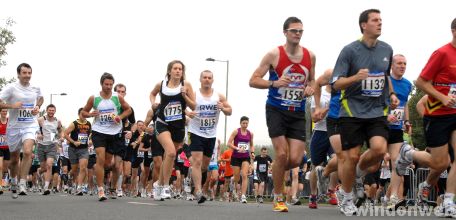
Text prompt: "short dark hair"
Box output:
[[100, 72, 115, 85], [359, 9, 381, 33], [17, 63, 32, 74], [261, 147, 267, 151], [452, 18, 456, 30], [78, 107, 83, 115], [240, 116, 249, 123], [114, 83, 126, 92], [283, 17, 302, 31], [46, 104, 56, 110]]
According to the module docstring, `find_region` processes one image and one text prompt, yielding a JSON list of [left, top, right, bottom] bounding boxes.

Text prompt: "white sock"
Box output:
[[444, 193, 455, 206], [422, 181, 430, 187], [274, 193, 283, 201], [19, 179, 26, 186], [340, 188, 353, 200], [44, 181, 50, 189]]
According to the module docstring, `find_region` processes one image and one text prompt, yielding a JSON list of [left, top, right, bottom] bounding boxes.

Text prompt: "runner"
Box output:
[[227, 116, 254, 204], [396, 18, 456, 217], [249, 16, 315, 212], [81, 72, 132, 201], [331, 9, 399, 215], [65, 107, 91, 196], [254, 147, 272, 203], [220, 148, 233, 201], [0, 108, 9, 195], [187, 70, 232, 204], [382, 54, 412, 210], [149, 60, 195, 201], [0, 63, 44, 198]]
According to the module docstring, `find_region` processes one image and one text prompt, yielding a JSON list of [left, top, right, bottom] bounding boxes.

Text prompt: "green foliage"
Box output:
[[0, 77, 16, 92], [407, 84, 426, 150], [0, 17, 16, 68]]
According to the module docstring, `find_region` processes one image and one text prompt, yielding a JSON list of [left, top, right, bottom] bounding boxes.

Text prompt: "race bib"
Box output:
[[390, 106, 405, 126], [237, 142, 249, 151], [259, 164, 267, 172], [440, 170, 448, 178], [449, 84, 456, 108], [164, 101, 183, 122], [282, 88, 304, 102], [0, 134, 6, 146], [17, 103, 34, 122], [77, 133, 89, 145], [99, 110, 116, 125], [361, 72, 385, 97], [200, 117, 216, 130], [137, 151, 144, 158]]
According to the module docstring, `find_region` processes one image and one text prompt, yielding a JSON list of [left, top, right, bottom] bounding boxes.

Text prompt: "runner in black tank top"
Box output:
[[149, 60, 195, 201]]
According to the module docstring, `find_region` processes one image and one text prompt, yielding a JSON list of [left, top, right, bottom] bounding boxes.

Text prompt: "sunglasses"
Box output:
[[286, 29, 304, 34]]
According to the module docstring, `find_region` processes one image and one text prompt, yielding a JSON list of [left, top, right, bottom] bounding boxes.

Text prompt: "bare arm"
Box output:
[[64, 122, 77, 146], [416, 77, 455, 107], [416, 95, 428, 118], [218, 93, 232, 116], [249, 132, 254, 153], [81, 96, 97, 118], [227, 129, 238, 150], [149, 82, 161, 110], [183, 81, 196, 110], [333, 68, 368, 91], [118, 95, 132, 121]]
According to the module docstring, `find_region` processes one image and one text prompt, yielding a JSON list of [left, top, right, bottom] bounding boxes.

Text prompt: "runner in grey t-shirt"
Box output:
[[330, 9, 399, 216]]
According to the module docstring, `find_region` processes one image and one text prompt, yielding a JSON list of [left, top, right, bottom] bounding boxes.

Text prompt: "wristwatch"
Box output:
[[268, 80, 274, 88]]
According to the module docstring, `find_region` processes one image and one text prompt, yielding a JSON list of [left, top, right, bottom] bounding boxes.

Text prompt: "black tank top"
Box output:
[[158, 80, 186, 128], [70, 120, 91, 148]]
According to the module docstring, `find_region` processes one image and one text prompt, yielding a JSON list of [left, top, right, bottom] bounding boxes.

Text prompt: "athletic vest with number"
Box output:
[[39, 116, 59, 145], [232, 128, 251, 159], [0, 118, 8, 149], [188, 90, 220, 138], [92, 92, 122, 135], [157, 80, 186, 129], [267, 46, 312, 112], [70, 120, 91, 148]]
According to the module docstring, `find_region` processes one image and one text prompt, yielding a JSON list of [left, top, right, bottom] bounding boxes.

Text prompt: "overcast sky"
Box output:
[[1, 0, 455, 144]]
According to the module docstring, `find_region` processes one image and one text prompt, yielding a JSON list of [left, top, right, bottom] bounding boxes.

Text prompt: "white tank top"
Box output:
[[209, 142, 219, 166], [92, 92, 123, 135], [188, 89, 220, 138]]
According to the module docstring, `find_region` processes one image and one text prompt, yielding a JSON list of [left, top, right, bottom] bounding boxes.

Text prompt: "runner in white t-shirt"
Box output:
[[0, 63, 43, 198]]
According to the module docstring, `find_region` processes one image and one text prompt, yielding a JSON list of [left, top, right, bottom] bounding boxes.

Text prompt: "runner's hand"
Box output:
[[303, 85, 314, 97], [356, 69, 369, 81], [274, 76, 291, 88]]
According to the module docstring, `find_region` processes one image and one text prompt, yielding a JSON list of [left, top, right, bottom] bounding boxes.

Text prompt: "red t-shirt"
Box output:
[[0, 118, 8, 149], [220, 149, 233, 177], [420, 43, 456, 116]]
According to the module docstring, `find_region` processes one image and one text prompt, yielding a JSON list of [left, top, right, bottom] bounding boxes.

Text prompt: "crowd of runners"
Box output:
[[0, 9, 455, 217]]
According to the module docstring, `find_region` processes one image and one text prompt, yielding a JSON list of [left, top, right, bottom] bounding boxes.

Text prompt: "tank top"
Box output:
[[157, 80, 186, 128], [92, 92, 123, 135], [232, 128, 251, 159], [39, 116, 59, 145], [0, 118, 8, 149], [209, 142, 219, 166], [267, 46, 312, 112], [188, 89, 220, 138], [70, 120, 91, 148]]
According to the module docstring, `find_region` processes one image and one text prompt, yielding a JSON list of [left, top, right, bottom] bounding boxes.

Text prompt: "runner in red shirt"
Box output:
[[396, 18, 456, 218], [0, 109, 9, 195]]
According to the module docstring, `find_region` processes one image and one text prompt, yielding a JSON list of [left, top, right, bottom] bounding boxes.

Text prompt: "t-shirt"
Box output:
[[388, 76, 412, 130], [332, 40, 393, 118], [254, 155, 272, 174], [220, 149, 233, 177], [0, 82, 42, 129], [419, 43, 456, 116], [311, 89, 331, 131]]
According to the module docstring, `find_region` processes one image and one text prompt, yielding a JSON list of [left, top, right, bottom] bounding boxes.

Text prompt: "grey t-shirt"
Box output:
[[331, 40, 393, 119]]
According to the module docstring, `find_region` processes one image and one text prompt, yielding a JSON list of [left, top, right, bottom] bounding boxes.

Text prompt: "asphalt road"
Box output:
[[0, 191, 441, 220]]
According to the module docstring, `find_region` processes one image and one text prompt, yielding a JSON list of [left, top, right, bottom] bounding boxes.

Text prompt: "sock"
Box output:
[[44, 181, 50, 189], [19, 179, 26, 186], [98, 186, 104, 192], [356, 164, 367, 178], [340, 188, 353, 200], [201, 171, 208, 186], [444, 193, 455, 206], [274, 193, 283, 201], [10, 177, 17, 185]]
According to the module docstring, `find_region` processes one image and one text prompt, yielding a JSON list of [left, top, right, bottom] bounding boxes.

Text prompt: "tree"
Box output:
[[0, 17, 16, 92], [407, 83, 426, 150]]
